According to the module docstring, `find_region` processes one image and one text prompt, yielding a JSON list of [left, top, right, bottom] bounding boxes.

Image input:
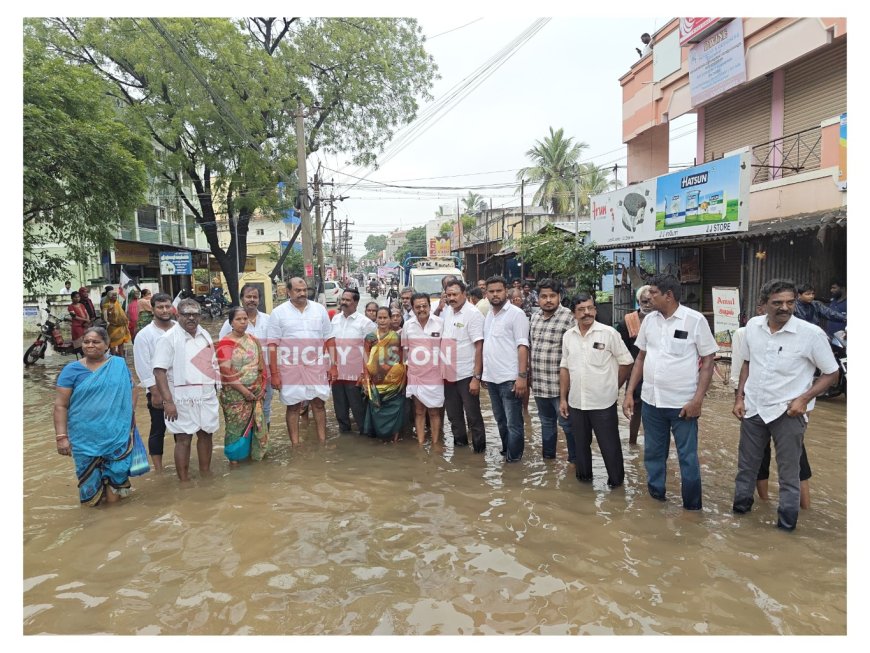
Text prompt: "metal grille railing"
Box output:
[[751, 125, 822, 184]]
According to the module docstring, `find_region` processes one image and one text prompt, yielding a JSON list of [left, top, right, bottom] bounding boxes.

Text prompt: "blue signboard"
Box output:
[[280, 241, 302, 252], [159, 251, 193, 275]]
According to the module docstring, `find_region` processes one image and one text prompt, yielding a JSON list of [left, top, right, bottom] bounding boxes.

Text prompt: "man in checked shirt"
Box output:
[[529, 279, 576, 463]]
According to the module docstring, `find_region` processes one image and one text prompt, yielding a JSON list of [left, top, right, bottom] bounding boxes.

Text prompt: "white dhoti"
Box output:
[[165, 391, 220, 435], [406, 383, 445, 409], [279, 381, 330, 406]]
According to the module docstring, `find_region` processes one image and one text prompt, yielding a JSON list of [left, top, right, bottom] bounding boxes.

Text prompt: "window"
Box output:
[[255, 229, 265, 236]]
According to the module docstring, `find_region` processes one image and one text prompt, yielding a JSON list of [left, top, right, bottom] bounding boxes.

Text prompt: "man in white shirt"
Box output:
[[559, 293, 633, 487], [441, 279, 486, 452], [219, 284, 272, 428], [132, 292, 175, 473], [475, 279, 491, 316], [483, 275, 530, 463], [268, 277, 332, 444], [732, 278, 838, 531], [403, 292, 445, 444], [327, 288, 375, 434], [59, 280, 72, 295], [623, 274, 718, 510], [399, 287, 415, 322], [152, 298, 221, 481]]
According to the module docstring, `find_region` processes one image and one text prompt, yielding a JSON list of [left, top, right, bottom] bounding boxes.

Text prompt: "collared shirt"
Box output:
[[133, 320, 175, 389], [729, 326, 746, 391], [739, 315, 838, 423], [476, 297, 491, 316], [826, 297, 847, 337], [482, 303, 530, 384], [441, 299, 484, 380], [529, 305, 575, 398], [329, 310, 376, 379], [402, 313, 444, 376], [560, 321, 634, 410], [152, 323, 219, 401], [267, 300, 332, 344], [635, 304, 718, 408]]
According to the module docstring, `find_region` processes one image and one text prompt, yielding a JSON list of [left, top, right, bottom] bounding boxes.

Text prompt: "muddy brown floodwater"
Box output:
[[22, 325, 846, 635]]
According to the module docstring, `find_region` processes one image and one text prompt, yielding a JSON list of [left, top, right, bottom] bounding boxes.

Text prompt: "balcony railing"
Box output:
[[751, 125, 822, 184]]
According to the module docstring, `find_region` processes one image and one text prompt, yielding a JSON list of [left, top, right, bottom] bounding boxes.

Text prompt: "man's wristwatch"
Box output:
[[472, 373, 482, 380], [517, 371, 528, 379]]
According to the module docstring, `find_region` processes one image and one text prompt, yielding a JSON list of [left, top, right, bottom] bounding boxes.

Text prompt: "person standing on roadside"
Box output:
[[731, 279, 838, 531], [616, 285, 653, 445], [219, 284, 273, 430], [529, 279, 575, 463], [475, 279, 491, 316], [441, 279, 486, 452], [267, 277, 332, 444], [825, 279, 847, 338], [560, 293, 633, 487], [403, 292, 445, 445], [152, 298, 221, 481], [483, 275, 530, 463], [327, 288, 375, 435], [622, 274, 718, 510], [399, 287, 415, 322], [133, 292, 175, 473]]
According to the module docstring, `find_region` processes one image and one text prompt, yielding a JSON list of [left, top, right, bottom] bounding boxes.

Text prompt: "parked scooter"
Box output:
[[24, 307, 80, 365], [818, 329, 846, 398], [369, 282, 379, 299]]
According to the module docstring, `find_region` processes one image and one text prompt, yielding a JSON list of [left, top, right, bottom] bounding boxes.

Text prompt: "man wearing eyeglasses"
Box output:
[[152, 298, 221, 481], [615, 285, 654, 445]]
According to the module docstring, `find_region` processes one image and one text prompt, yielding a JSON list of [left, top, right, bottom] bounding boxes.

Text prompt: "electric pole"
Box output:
[[295, 103, 314, 293], [313, 166, 326, 302]]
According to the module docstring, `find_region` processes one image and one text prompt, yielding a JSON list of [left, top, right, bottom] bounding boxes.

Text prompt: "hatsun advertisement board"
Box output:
[[590, 151, 750, 247]]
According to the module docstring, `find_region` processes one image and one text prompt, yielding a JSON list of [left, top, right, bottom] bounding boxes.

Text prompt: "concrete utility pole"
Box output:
[[295, 103, 314, 293], [573, 166, 580, 240], [313, 166, 326, 302]]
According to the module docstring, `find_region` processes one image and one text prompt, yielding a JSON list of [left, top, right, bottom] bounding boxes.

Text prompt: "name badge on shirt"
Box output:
[[431, 332, 441, 337], [673, 330, 689, 340], [455, 322, 465, 328], [593, 342, 605, 350]]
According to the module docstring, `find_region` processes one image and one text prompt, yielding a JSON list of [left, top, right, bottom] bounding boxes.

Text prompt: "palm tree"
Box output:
[[517, 127, 588, 214], [434, 205, 447, 219], [577, 162, 621, 214], [462, 191, 487, 214]]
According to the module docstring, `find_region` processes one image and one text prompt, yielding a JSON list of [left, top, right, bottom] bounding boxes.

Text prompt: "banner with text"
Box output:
[[654, 151, 750, 240], [688, 19, 746, 107], [590, 181, 657, 247], [712, 286, 740, 349]]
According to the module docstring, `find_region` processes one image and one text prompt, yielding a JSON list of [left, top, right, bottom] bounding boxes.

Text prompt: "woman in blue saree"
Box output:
[[53, 327, 136, 506]]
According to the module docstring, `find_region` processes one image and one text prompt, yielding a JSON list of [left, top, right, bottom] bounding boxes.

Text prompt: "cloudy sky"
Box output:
[[310, 16, 698, 256]]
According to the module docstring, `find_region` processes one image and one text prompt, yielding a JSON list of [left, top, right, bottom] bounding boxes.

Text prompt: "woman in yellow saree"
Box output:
[[363, 306, 407, 441]]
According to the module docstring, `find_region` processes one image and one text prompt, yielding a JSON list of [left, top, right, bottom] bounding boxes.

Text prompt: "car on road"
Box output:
[[324, 280, 342, 306]]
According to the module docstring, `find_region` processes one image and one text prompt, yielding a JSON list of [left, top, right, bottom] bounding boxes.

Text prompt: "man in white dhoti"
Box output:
[[402, 292, 445, 445], [268, 277, 332, 444]]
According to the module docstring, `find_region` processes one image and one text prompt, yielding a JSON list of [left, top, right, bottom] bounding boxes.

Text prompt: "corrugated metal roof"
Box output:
[[549, 220, 591, 234], [592, 207, 846, 250]]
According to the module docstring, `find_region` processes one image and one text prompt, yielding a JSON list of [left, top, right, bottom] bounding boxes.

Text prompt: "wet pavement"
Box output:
[[22, 304, 847, 634]]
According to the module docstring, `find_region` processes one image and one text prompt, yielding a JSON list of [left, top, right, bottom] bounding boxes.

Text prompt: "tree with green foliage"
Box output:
[[517, 127, 588, 215], [365, 234, 388, 254], [439, 220, 455, 236], [517, 224, 610, 294], [23, 35, 150, 293], [267, 243, 305, 278], [32, 17, 437, 303], [578, 162, 621, 214], [395, 225, 427, 262], [462, 191, 487, 214]]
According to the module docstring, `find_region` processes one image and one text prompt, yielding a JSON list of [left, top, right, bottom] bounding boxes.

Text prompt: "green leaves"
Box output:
[[517, 127, 589, 215], [517, 224, 609, 293]]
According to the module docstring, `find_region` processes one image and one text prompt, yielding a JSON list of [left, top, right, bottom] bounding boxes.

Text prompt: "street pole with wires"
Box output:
[[314, 168, 326, 302], [295, 103, 315, 295], [573, 165, 580, 241]]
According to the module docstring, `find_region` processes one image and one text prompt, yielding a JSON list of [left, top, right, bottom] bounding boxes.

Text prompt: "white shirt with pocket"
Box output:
[[560, 321, 634, 410], [482, 303, 530, 385], [441, 300, 484, 381]]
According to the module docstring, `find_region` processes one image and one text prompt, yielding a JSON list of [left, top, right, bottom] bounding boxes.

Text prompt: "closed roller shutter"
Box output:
[[704, 77, 772, 164], [784, 40, 847, 135]]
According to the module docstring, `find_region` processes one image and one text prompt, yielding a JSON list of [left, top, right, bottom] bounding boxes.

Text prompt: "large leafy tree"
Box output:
[[33, 17, 437, 303], [517, 127, 588, 215], [364, 234, 388, 255], [462, 191, 486, 214], [395, 225, 427, 262], [517, 224, 609, 293], [23, 34, 150, 293]]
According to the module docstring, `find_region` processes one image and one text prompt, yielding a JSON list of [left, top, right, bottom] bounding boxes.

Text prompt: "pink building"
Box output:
[[610, 17, 846, 323]]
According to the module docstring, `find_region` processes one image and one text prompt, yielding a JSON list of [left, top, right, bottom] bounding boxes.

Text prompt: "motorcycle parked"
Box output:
[[369, 283, 379, 299], [24, 307, 80, 365]]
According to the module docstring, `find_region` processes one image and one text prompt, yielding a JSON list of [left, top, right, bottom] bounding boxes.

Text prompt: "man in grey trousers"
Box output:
[[732, 278, 838, 531]]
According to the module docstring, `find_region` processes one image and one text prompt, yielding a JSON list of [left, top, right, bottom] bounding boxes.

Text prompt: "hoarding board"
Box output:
[[679, 17, 724, 46], [590, 181, 657, 247], [654, 151, 750, 239], [712, 287, 740, 349], [688, 20, 746, 107], [159, 251, 193, 275], [838, 112, 847, 190]]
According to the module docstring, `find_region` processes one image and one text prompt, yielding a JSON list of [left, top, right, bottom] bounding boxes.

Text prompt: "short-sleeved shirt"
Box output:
[[482, 303, 530, 384], [152, 324, 219, 402], [441, 300, 484, 381], [529, 306, 575, 398], [739, 315, 838, 423], [330, 311, 376, 379], [560, 321, 634, 410], [266, 299, 332, 403], [635, 304, 718, 408]]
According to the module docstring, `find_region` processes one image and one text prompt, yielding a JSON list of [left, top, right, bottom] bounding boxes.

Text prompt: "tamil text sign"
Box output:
[[712, 287, 740, 349], [159, 251, 192, 275], [688, 19, 746, 107]]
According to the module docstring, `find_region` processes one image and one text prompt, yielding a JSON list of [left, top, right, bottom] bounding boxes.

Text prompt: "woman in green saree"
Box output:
[[217, 307, 267, 463], [363, 306, 407, 442]]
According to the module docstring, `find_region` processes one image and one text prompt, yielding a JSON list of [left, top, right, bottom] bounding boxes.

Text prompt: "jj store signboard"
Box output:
[[591, 151, 750, 246]]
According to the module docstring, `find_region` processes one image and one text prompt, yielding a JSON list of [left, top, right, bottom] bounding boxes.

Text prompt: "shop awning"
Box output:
[[592, 207, 847, 250], [481, 246, 518, 265]]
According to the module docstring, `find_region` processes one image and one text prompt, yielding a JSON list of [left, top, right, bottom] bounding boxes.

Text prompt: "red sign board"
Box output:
[[305, 264, 314, 277], [680, 17, 728, 46]]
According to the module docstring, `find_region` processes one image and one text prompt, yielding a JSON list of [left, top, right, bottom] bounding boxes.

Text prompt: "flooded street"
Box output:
[[22, 317, 847, 635]]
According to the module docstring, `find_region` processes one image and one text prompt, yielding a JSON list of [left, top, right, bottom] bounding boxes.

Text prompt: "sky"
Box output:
[[310, 16, 699, 256]]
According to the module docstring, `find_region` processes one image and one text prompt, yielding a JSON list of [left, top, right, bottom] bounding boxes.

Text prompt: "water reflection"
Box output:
[[23, 332, 846, 635]]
